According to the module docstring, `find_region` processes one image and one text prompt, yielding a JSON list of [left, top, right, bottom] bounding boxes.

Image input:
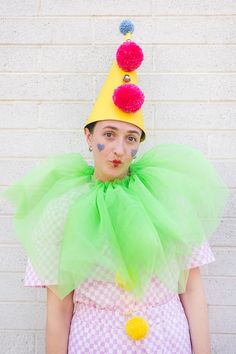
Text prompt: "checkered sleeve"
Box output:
[[184, 240, 216, 269], [24, 258, 47, 288]]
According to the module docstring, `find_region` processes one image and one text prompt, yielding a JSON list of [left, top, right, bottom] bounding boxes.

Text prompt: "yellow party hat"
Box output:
[[84, 19, 146, 142]]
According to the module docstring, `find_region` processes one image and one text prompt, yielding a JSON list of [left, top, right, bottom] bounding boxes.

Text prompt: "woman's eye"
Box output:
[[104, 132, 113, 138], [128, 136, 137, 142]]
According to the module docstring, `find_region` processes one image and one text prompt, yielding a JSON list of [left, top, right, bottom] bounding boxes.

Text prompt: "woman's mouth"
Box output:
[[111, 160, 122, 167]]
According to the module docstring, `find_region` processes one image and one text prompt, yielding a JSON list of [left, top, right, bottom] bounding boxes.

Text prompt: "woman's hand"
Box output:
[[179, 267, 212, 354], [46, 288, 74, 354]]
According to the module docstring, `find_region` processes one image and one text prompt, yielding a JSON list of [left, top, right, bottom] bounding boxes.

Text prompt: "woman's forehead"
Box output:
[[95, 120, 141, 134]]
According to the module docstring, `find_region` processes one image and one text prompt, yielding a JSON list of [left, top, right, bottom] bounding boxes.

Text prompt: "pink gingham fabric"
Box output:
[[24, 241, 215, 353]]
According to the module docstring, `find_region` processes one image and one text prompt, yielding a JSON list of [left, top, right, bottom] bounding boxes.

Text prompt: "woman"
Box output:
[[3, 20, 229, 354], [45, 118, 217, 354]]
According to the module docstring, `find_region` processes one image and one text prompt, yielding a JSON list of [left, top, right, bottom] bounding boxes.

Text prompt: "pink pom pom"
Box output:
[[112, 84, 144, 113], [116, 41, 144, 72]]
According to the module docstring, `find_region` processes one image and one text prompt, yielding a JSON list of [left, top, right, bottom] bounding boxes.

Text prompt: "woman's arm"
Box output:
[[46, 288, 74, 354], [179, 267, 212, 354]]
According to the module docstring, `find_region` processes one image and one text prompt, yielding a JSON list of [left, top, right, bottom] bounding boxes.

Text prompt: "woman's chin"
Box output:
[[102, 166, 126, 180], [110, 169, 129, 180]]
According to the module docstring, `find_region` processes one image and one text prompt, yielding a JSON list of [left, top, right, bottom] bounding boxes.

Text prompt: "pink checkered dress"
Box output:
[[24, 241, 215, 354]]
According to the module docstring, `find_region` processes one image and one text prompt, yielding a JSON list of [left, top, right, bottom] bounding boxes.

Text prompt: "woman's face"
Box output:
[[84, 120, 142, 182]]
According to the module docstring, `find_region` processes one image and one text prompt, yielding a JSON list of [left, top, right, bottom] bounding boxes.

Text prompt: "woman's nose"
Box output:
[[113, 139, 125, 155]]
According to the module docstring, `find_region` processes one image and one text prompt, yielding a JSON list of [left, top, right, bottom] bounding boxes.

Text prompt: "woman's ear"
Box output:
[[84, 127, 92, 146]]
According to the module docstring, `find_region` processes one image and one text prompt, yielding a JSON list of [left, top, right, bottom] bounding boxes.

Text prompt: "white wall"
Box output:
[[0, 1, 235, 353]]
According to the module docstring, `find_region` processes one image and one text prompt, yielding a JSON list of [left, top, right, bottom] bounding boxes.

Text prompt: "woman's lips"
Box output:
[[110, 160, 122, 167]]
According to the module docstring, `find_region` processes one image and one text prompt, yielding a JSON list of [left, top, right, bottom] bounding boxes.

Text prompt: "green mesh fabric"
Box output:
[[2, 144, 230, 300]]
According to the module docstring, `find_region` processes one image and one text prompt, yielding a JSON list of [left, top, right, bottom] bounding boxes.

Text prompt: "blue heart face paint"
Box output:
[[97, 143, 105, 151], [131, 149, 138, 158]]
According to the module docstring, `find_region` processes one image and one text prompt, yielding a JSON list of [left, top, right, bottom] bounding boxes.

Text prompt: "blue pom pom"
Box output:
[[119, 19, 134, 35]]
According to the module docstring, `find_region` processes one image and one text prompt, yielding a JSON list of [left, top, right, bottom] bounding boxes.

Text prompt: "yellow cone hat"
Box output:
[[84, 20, 146, 142]]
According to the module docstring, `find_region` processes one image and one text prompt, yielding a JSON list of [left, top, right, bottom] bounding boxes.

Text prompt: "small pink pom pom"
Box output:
[[116, 41, 144, 72], [112, 84, 144, 113]]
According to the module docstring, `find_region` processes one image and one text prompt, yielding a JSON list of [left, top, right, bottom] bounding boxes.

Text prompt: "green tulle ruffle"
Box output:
[[2, 143, 230, 300]]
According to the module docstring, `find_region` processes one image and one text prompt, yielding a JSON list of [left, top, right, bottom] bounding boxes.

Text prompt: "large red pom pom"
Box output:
[[116, 41, 144, 72], [112, 84, 144, 113]]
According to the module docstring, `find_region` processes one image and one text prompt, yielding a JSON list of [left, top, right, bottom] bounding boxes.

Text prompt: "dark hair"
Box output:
[[85, 121, 145, 142], [84, 122, 97, 134]]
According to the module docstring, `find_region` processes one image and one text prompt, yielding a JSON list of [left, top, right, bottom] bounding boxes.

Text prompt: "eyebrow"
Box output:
[[102, 125, 141, 136]]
